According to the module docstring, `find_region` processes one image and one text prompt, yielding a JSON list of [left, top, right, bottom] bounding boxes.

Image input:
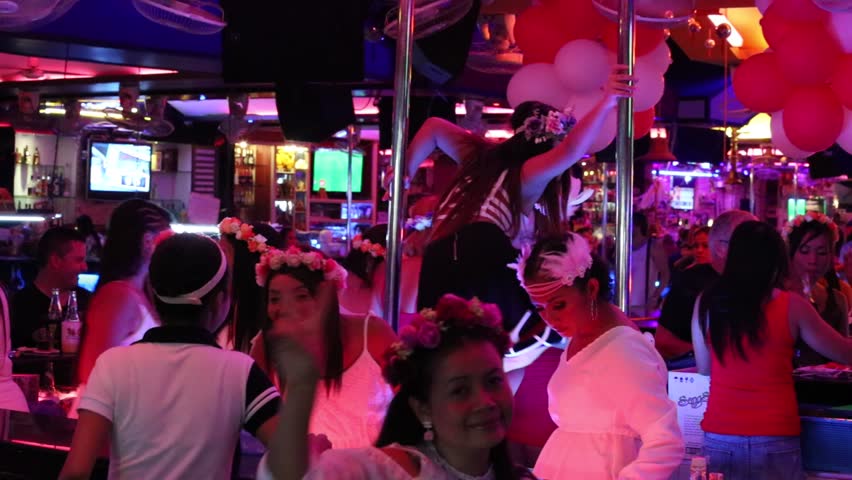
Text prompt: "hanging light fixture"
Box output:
[[637, 127, 677, 162]]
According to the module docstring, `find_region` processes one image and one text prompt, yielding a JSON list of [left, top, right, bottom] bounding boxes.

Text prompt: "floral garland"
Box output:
[[385, 295, 503, 366], [255, 245, 347, 289], [405, 214, 433, 232], [218, 217, 269, 253], [515, 107, 576, 145], [783, 211, 840, 243], [352, 234, 387, 258]]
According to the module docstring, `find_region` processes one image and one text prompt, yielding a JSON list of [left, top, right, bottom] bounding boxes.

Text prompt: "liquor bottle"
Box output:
[[33, 147, 40, 165], [246, 148, 255, 166], [14, 147, 21, 164], [47, 289, 63, 351], [62, 291, 81, 354], [22, 145, 29, 164]]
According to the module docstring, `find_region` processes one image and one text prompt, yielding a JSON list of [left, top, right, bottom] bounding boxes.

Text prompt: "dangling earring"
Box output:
[[590, 298, 598, 323], [422, 419, 434, 442]]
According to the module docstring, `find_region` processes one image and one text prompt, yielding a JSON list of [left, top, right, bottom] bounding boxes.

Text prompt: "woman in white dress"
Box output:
[[258, 294, 536, 480], [515, 232, 684, 480], [250, 244, 398, 449], [0, 285, 28, 412]]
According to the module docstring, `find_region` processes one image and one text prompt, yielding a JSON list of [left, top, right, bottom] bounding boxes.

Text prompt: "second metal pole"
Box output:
[[615, 0, 636, 313], [346, 124, 356, 252], [384, 0, 415, 332]]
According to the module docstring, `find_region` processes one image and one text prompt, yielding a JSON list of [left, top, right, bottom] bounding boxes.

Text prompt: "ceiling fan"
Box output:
[[0, 0, 78, 31], [0, 57, 71, 81]]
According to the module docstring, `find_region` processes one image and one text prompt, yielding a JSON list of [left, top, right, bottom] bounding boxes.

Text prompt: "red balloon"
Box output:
[[831, 55, 852, 110], [602, 22, 666, 57], [634, 108, 655, 139], [732, 52, 792, 113], [775, 23, 841, 85], [771, 0, 829, 23], [515, 5, 576, 64], [783, 85, 844, 152], [554, 0, 608, 41]]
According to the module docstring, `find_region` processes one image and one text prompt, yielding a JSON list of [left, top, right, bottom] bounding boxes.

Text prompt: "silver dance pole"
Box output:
[[346, 124, 356, 253], [749, 165, 756, 215], [615, 0, 636, 312], [385, 0, 415, 332], [600, 167, 609, 259]]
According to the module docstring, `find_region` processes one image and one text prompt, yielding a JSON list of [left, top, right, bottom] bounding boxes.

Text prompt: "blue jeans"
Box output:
[[703, 432, 805, 480]]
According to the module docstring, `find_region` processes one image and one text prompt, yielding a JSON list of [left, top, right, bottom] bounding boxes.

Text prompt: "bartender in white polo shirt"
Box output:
[[60, 233, 279, 480]]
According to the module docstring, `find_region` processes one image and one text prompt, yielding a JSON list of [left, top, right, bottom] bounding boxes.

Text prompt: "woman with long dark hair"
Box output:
[[403, 68, 631, 344], [251, 244, 397, 449], [693, 221, 852, 480], [783, 212, 850, 365], [518, 232, 683, 479], [76, 199, 171, 387], [258, 294, 534, 480]]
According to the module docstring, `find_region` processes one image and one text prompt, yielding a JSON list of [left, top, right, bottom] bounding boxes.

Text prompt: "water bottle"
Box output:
[[47, 289, 63, 351], [61, 291, 81, 354], [690, 456, 708, 480]]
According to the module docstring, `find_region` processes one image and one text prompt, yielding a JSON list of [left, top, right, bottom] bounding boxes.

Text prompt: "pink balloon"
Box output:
[[634, 59, 666, 111], [756, 0, 774, 14], [565, 91, 606, 120], [770, 111, 815, 158], [836, 108, 852, 155], [554, 39, 613, 93], [829, 12, 852, 53], [507, 63, 574, 109], [588, 112, 617, 153], [639, 41, 673, 75]]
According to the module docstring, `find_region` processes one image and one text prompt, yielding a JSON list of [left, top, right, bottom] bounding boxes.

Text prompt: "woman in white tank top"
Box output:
[[250, 245, 397, 449], [0, 286, 28, 412]]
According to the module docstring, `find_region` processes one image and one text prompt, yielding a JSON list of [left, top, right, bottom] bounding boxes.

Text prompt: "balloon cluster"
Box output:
[[734, 0, 852, 157], [507, 0, 671, 153]]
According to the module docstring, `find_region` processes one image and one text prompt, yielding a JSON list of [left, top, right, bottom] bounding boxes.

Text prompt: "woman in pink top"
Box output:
[[692, 221, 852, 479]]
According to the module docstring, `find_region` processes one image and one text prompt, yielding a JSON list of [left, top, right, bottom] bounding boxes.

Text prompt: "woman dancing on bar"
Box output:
[[400, 66, 632, 345]]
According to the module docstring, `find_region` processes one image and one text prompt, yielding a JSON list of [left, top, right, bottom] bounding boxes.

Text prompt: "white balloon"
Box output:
[[634, 59, 666, 111], [770, 111, 815, 159], [755, 0, 773, 14], [554, 39, 614, 93], [588, 112, 617, 153], [829, 12, 852, 53], [837, 109, 852, 154], [639, 41, 673, 75], [506, 63, 574, 109], [565, 91, 606, 120]]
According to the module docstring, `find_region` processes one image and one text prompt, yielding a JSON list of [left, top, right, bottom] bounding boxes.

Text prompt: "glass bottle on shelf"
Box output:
[[22, 145, 29, 164], [33, 147, 40, 165], [246, 148, 255, 166], [62, 291, 81, 354], [14, 147, 21, 164]]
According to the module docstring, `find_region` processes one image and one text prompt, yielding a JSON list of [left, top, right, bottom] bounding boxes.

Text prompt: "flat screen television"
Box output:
[[87, 141, 152, 200], [671, 187, 695, 210], [311, 148, 364, 193]]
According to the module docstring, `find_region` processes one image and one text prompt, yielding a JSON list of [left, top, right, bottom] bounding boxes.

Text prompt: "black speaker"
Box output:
[[378, 96, 457, 150], [221, 0, 367, 83], [808, 144, 852, 179], [275, 83, 355, 143], [407, 0, 482, 85]]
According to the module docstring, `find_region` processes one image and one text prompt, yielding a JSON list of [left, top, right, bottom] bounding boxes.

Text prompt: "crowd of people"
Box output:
[[0, 65, 848, 479]]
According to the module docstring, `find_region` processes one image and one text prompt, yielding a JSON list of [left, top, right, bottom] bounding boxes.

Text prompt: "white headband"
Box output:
[[509, 232, 593, 298], [155, 241, 228, 306]]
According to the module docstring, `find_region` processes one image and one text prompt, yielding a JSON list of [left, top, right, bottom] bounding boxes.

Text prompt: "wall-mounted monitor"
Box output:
[[311, 148, 364, 193], [87, 141, 152, 201]]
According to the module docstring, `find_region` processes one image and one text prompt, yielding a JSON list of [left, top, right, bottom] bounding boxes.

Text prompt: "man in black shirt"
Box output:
[[11, 227, 90, 349], [656, 210, 756, 362]]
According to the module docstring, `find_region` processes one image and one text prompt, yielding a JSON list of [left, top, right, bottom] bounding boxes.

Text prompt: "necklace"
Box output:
[[419, 443, 496, 480]]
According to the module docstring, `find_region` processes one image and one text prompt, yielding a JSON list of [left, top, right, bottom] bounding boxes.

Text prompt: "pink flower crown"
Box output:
[[515, 107, 577, 145], [784, 211, 840, 243], [384, 295, 503, 373], [255, 245, 347, 289], [218, 217, 269, 253], [352, 234, 386, 258], [404, 214, 433, 232]]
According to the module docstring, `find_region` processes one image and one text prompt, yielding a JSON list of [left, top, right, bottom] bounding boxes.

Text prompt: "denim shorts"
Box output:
[[703, 432, 805, 480]]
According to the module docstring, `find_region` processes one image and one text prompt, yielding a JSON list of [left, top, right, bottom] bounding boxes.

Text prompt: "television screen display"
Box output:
[[312, 149, 364, 193], [89, 142, 152, 196], [671, 187, 694, 210]]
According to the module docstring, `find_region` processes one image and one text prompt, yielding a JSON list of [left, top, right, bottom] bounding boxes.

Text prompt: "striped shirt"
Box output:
[[434, 170, 514, 236]]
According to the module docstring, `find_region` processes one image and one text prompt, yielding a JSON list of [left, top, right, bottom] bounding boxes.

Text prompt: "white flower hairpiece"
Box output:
[[352, 234, 386, 258], [783, 211, 839, 243], [218, 217, 269, 253], [508, 232, 593, 299], [255, 245, 347, 289], [514, 107, 577, 145], [405, 214, 433, 232]]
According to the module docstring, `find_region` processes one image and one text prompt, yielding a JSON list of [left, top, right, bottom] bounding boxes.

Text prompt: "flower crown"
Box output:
[[255, 245, 347, 289], [784, 211, 839, 243], [515, 107, 576, 145], [383, 295, 505, 387], [404, 214, 433, 232], [219, 217, 269, 253], [508, 232, 593, 300], [352, 234, 386, 258]]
